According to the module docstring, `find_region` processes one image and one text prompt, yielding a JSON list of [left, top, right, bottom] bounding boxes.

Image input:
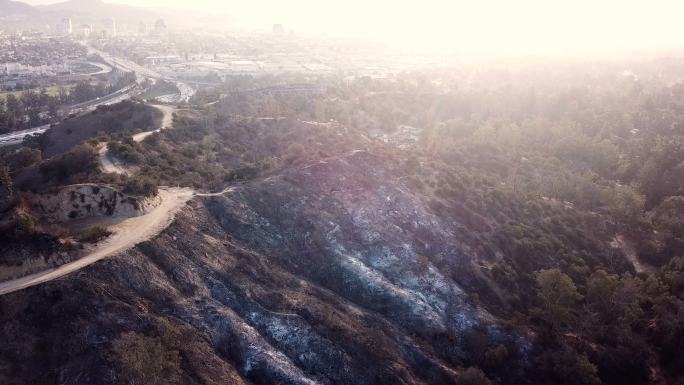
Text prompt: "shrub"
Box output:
[[39, 144, 99, 184], [229, 164, 259, 181], [16, 213, 35, 234], [0, 165, 12, 198], [540, 347, 601, 385], [458, 367, 493, 385], [4, 147, 41, 172], [77, 225, 111, 243], [107, 141, 143, 164], [123, 176, 158, 197], [110, 331, 181, 385], [484, 344, 509, 369]]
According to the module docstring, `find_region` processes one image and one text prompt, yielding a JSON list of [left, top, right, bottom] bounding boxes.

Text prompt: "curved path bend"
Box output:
[[99, 104, 176, 174], [98, 143, 130, 175], [132, 104, 175, 142], [0, 188, 195, 296]]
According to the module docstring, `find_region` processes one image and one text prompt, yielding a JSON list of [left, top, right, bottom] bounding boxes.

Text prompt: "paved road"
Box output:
[[0, 124, 51, 146], [0, 44, 198, 148], [89, 45, 196, 102], [0, 188, 195, 296], [75, 61, 113, 76], [0, 84, 138, 147]]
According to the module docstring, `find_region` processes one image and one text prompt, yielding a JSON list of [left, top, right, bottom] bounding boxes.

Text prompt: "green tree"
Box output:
[[0, 165, 13, 198], [123, 176, 158, 197], [536, 269, 583, 331], [5, 147, 41, 172], [542, 347, 601, 385], [608, 184, 645, 226], [0, 99, 7, 133], [651, 196, 684, 237], [586, 270, 620, 324]]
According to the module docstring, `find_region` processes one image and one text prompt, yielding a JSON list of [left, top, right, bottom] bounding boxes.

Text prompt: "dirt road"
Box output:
[[99, 104, 175, 174], [98, 143, 130, 175], [0, 188, 195, 296], [0, 103, 231, 295], [132, 104, 175, 142], [195, 187, 236, 197]]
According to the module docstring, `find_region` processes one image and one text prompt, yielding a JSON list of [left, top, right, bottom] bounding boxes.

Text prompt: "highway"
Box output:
[[88, 45, 196, 102], [0, 84, 138, 147], [73, 61, 113, 76], [0, 124, 51, 146], [0, 46, 197, 147]]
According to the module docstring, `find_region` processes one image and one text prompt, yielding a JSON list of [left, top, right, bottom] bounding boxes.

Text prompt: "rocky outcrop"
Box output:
[[26, 184, 161, 223]]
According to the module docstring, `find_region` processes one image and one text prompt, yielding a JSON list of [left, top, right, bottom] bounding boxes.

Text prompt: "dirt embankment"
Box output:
[[0, 187, 193, 296], [26, 184, 161, 223]]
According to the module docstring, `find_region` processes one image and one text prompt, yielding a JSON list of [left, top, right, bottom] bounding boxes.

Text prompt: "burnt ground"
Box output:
[[0, 151, 547, 385]]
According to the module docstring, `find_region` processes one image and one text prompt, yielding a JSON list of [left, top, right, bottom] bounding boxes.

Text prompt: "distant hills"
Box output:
[[0, 0, 159, 25], [0, 0, 233, 34], [0, 0, 36, 16], [37, 0, 159, 24]]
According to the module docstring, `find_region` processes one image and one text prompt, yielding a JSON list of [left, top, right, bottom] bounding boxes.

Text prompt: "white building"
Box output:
[[1, 62, 69, 77], [76, 24, 92, 38], [57, 17, 73, 36]]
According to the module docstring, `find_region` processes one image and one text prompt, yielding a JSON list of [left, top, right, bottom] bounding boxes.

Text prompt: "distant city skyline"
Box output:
[[20, 0, 684, 55]]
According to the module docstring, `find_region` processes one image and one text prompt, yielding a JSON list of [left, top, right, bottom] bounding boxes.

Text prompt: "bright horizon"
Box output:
[[22, 0, 684, 55]]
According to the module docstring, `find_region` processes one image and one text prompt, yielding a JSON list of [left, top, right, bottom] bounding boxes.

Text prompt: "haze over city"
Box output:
[[19, 0, 684, 54], [1, 0, 684, 384]]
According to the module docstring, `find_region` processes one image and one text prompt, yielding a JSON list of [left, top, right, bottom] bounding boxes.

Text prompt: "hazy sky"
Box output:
[[24, 0, 684, 55]]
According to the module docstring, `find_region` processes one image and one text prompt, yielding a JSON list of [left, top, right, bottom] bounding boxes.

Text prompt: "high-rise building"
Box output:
[[153, 19, 167, 36], [138, 22, 147, 35], [104, 18, 117, 37], [57, 17, 73, 36]]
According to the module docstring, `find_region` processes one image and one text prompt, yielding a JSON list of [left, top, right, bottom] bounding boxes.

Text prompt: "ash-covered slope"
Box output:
[[0, 151, 532, 385]]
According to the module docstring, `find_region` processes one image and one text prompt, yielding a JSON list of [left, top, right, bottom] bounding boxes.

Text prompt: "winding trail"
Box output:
[[0, 104, 236, 296], [98, 143, 130, 175], [195, 187, 236, 197], [99, 104, 176, 174], [132, 104, 175, 142], [0, 188, 195, 296]]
